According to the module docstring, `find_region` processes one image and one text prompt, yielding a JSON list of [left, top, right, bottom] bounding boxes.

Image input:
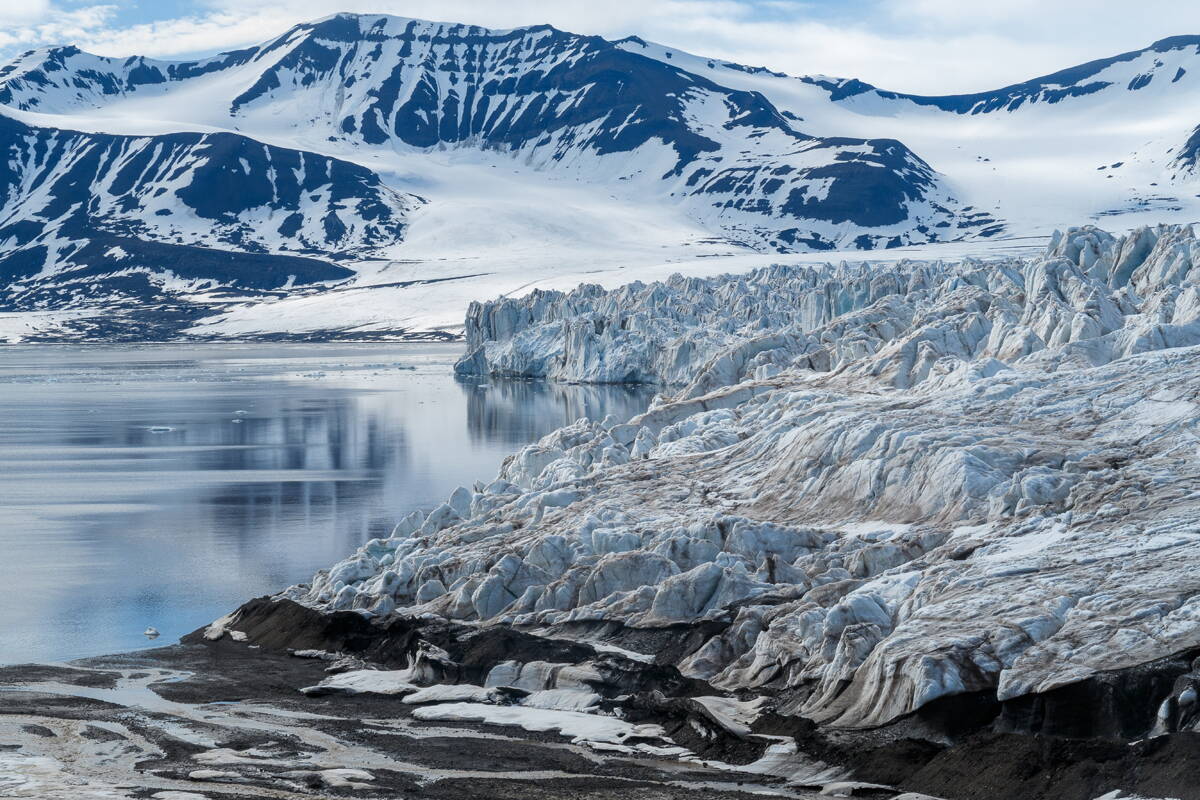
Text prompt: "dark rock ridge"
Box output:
[[802, 35, 1200, 113], [201, 595, 1200, 800], [0, 112, 417, 310]]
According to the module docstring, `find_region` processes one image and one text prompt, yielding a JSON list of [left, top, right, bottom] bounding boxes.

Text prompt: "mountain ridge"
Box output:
[[795, 34, 1200, 112], [0, 13, 989, 246], [0, 13, 1198, 342]]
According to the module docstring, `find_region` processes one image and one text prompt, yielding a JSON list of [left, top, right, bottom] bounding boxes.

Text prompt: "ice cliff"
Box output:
[[456, 223, 1200, 390], [287, 223, 1200, 731]]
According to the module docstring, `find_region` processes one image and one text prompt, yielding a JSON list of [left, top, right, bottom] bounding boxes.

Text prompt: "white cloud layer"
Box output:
[[0, 0, 53, 25], [2, 0, 1200, 94]]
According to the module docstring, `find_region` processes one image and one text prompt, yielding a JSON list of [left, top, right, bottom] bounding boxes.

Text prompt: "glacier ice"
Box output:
[[286, 223, 1200, 729]]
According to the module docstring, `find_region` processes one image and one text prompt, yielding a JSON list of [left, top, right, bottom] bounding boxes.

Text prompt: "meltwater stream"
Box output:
[[0, 343, 654, 664]]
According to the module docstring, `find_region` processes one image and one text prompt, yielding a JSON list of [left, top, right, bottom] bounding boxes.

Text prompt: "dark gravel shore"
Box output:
[[5, 601, 1199, 800], [0, 637, 813, 800]]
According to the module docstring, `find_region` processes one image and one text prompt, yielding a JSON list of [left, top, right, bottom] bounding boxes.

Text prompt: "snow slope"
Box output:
[[0, 15, 990, 252], [620, 35, 1200, 237]]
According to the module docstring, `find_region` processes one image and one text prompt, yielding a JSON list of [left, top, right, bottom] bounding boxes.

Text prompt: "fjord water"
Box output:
[[0, 343, 654, 664]]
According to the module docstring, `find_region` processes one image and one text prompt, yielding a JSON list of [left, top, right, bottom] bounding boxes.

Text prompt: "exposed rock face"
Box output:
[[290, 223, 1200, 737], [0, 113, 419, 308]]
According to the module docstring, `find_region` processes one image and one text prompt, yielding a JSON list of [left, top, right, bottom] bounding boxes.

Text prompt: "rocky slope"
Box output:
[[0, 113, 419, 316], [196, 223, 1200, 798]]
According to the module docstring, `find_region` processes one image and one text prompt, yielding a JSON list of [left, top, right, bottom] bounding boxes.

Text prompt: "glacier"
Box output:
[[237, 222, 1200, 746], [10, 12, 1200, 799], [454, 222, 1200, 390]]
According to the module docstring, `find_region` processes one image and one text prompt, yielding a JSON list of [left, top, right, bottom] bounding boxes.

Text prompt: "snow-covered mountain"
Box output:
[[0, 114, 417, 295], [2, 14, 1200, 340], [623, 33, 1200, 236]]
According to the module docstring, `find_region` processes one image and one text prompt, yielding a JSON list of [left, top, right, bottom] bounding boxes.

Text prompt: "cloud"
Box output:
[[39, 10, 280, 58], [0, 5, 117, 53], [2, 0, 1200, 94], [0, 0, 53, 25]]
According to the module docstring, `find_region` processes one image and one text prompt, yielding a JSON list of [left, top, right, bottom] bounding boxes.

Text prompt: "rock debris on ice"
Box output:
[[286, 223, 1200, 729]]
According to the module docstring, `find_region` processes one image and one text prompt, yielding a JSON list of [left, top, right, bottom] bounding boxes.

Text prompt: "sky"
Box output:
[[2, 0, 1200, 94]]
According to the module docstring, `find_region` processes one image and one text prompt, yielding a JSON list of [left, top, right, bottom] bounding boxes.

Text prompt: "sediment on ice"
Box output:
[[210, 223, 1200, 799]]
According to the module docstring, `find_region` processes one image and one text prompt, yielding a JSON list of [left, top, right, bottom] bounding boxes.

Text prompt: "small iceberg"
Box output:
[[146, 426, 175, 434]]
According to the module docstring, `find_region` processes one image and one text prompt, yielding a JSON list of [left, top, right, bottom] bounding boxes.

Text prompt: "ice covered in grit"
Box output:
[[285, 223, 1200, 729]]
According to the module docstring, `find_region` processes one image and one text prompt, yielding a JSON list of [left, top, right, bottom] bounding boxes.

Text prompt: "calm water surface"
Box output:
[[0, 343, 654, 664]]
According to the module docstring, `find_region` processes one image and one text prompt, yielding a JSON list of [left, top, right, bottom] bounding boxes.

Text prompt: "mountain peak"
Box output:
[[291, 11, 568, 42], [1148, 34, 1200, 52]]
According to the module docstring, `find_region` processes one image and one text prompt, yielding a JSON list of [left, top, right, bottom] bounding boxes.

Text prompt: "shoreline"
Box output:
[[5, 601, 1198, 800], [0, 629, 811, 800]]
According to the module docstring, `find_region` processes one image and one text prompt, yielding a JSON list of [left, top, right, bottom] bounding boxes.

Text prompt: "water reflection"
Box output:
[[464, 377, 654, 446], [0, 343, 654, 664]]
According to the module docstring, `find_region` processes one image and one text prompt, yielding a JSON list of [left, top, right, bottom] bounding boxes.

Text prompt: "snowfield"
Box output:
[[265, 223, 1200, 736]]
